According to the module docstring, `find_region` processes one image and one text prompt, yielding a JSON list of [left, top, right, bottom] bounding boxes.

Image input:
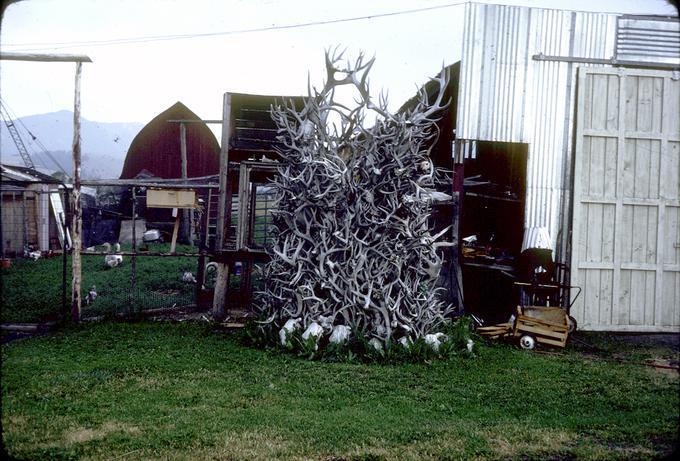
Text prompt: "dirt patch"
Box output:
[[64, 421, 140, 444], [481, 426, 575, 458]]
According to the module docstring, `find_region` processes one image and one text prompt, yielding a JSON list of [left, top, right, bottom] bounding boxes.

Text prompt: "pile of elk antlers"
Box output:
[[256, 51, 453, 348]]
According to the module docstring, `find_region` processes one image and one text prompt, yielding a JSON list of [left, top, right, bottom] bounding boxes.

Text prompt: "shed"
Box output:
[[1, 164, 65, 255], [453, 3, 680, 331]]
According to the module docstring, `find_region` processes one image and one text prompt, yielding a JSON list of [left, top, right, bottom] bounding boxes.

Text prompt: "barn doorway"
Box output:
[[460, 141, 528, 324]]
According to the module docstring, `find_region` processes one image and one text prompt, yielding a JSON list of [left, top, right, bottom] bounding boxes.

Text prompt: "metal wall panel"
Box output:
[[616, 16, 680, 66], [457, 3, 617, 256]]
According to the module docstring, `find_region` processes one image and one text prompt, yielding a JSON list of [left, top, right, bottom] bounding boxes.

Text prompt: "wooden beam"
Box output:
[[213, 93, 232, 321], [81, 179, 219, 188], [179, 122, 192, 243], [167, 119, 223, 124], [71, 61, 83, 322], [1, 52, 92, 63], [216, 93, 232, 250]]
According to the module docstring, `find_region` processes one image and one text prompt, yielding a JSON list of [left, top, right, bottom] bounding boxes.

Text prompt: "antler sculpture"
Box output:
[[256, 51, 453, 349]]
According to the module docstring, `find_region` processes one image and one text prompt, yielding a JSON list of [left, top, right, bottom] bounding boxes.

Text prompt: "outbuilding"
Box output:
[[451, 2, 679, 331]]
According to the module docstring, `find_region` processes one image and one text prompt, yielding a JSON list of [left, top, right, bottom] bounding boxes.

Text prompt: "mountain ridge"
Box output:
[[0, 110, 144, 179]]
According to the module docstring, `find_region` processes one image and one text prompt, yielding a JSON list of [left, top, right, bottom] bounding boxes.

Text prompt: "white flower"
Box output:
[[425, 332, 448, 352], [279, 318, 301, 346], [398, 336, 412, 349], [329, 325, 351, 344], [368, 338, 383, 352]]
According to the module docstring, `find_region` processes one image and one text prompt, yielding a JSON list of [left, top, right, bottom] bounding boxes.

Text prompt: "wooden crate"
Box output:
[[513, 306, 569, 348]]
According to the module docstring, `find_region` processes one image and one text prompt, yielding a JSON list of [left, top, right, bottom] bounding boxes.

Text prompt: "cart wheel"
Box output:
[[519, 335, 536, 350], [567, 316, 578, 334]]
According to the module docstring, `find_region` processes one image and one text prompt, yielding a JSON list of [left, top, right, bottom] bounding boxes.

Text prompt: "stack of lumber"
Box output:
[[476, 322, 513, 340]]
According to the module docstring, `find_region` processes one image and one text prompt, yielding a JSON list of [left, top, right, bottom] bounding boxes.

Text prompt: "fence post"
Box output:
[[130, 186, 137, 316], [213, 93, 232, 321], [71, 61, 83, 322], [62, 187, 70, 320]]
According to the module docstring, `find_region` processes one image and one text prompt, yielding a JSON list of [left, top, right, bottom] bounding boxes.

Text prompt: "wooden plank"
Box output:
[[629, 270, 645, 325], [584, 269, 600, 327], [625, 75, 639, 131], [599, 269, 614, 326], [233, 127, 279, 142], [590, 137, 605, 198], [0, 52, 92, 62], [517, 317, 568, 333], [517, 317, 568, 332], [535, 336, 567, 347], [611, 71, 626, 330], [229, 139, 285, 152], [606, 75, 619, 131], [169, 213, 180, 253], [216, 93, 232, 250], [655, 77, 670, 327], [644, 270, 656, 327], [236, 163, 250, 250], [604, 137, 618, 199], [515, 323, 568, 340], [571, 70, 588, 327], [618, 269, 632, 326]]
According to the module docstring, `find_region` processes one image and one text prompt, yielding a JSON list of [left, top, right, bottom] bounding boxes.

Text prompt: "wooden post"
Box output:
[[130, 187, 137, 315], [213, 93, 232, 321], [71, 61, 83, 322], [179, 122, 193, 244], [452, 162, 464, 310], [62, 187, 69, 320], [170, 208, 180, 253], [215, 93, 231, 250]]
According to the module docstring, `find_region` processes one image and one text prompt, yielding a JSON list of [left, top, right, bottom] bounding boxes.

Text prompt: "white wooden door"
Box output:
[[572, 67, 680, 332]]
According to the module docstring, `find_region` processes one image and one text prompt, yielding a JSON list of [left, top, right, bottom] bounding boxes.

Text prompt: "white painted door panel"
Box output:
[[572, 67, 680, 332]]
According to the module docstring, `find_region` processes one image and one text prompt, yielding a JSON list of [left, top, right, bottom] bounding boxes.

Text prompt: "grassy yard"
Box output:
[[0, 244, 201, 323], [1, 322, 678, 460]]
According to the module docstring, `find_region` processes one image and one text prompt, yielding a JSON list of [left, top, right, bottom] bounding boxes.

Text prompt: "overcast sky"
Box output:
[[1, 0, 677, 128]]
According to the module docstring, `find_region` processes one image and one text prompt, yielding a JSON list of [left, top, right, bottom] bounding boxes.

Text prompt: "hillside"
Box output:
[[0, 110, 143, 179]]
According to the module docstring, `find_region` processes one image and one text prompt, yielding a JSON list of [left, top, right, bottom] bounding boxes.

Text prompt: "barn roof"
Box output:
[[120, 102, 220, 179]]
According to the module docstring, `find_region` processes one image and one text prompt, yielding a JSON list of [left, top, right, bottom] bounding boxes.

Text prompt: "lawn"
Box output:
[[1, 322, 678, 460], [0, 244, 201, 323]]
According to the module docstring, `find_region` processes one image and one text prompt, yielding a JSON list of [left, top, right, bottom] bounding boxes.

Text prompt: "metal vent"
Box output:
[[616, 15, 680, 66]]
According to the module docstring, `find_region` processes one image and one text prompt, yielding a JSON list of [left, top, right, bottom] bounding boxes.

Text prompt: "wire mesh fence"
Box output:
[[1, 182, 213, 323], [0, 176, 283, 324]]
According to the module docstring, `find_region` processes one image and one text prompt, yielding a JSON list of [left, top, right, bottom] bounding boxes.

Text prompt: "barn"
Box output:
[[120, 101, 220, 180]]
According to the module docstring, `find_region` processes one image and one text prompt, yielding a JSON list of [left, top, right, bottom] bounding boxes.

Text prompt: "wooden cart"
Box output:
[[477, 305, 570, 350], [513, 306, 569, 349]]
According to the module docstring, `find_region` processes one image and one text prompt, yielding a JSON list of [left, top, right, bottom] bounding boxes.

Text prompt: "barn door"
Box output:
[[571, 67, 680, 332]]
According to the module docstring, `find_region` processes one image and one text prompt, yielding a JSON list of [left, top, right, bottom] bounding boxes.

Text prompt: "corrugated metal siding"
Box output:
[[616, 16, 680, 66], [457, 3, 617, 253]]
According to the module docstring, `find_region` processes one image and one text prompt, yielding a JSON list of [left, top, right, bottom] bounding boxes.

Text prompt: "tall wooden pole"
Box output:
[[179, 122, 192, 243], [71, 61, 83, 322], [212, 93, 232, 321]]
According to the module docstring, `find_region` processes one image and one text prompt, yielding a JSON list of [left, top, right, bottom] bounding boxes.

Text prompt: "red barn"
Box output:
[[120, 102, 219, 179]]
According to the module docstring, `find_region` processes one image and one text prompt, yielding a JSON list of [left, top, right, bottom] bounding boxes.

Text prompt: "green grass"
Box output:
[[0, 244, 200, 323], [2, 322, 678, 460]]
